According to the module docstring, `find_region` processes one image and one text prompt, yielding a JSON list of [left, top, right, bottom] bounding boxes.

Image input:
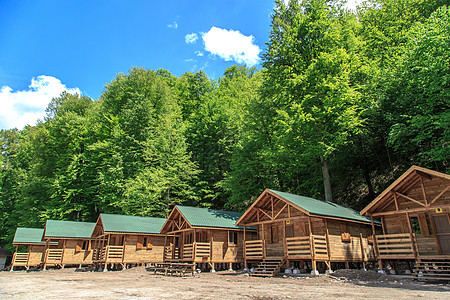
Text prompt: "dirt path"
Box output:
[[0, 268, 449, 299]]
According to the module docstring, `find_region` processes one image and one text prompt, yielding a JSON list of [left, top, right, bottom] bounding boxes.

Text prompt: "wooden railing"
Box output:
[[195, 242, 211, 260], [93, 246, 124, 261], [245, 240, 264, 259], [285, 236, 311, 257], [46, 249, 63, 264], [285, 235, 328, 259], [106, 245, 124, 260], [182, 242, 211, 261], [164, 245, 180, 261], [312, 235, 329, 260], [183, 244, 194, 260], [375, 233, 415, 259], [12, 253, 29, 266]]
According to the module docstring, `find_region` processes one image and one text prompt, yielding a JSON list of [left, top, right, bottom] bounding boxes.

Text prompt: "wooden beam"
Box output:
[[271, 196, 274, 219], [393, 192, 399, 211], [419, 177, 428, 206], [416, 170, 433, 180], [395, 191, 426, 207], [274, 203, 287, 220], [428, 186, 449, 206], [258, 208, 273, 220], [372, 204, 450, 217]]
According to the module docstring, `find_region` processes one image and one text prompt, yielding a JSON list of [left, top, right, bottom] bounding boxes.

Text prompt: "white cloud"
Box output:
[[185, 33, 198, 44], [202, 27, 261, 66], [195, 51, 204, 57], [167, 21, 178, 29], [0, 75, 81, 130]]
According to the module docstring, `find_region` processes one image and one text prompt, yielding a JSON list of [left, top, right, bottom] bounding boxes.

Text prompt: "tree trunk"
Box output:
[[320, 156, 333, 202]]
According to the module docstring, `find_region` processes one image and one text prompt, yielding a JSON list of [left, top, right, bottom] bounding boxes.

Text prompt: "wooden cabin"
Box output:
[[237, 189, 378, 276], [91, 213, 167, 270], [361, 165, 450, 280], [10, 227, 56, 270], [160, 205, 253, 271], [41, 220, 96, 269]]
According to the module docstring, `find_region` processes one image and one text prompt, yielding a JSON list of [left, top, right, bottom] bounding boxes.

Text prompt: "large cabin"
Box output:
[[10, 227, 56, 271], [160, 205, 253, 271], [91, 213, 166, 270], [361, 166, 450, 280], [41, 220, 96, 269], [237, 189, 378, 276]]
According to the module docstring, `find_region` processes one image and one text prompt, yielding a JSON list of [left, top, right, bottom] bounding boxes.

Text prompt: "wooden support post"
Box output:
[[359, 232, 365, 268], [61, 239, 66, 267], [405, 212, 418, 261], [122, 235, 126, 263], [10, 245, 18, 272], [370, 215, 382, 270], [325, 221, 331, 271]]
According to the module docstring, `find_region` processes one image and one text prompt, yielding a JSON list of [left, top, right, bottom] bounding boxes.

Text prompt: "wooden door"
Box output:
[[432, 214, 450, 254]]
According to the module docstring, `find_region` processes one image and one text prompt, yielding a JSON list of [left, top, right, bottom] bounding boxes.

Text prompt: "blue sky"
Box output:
[[0, 0, 359, 130]]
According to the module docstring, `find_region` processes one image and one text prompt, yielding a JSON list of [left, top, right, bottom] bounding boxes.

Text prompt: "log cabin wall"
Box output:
[[28, 245, 45, 266], [60, 239, 93, 265], [122, 234, 165, 263]]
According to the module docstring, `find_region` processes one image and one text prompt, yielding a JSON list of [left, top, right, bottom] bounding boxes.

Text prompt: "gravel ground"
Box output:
[[0, 267, 449, 299]]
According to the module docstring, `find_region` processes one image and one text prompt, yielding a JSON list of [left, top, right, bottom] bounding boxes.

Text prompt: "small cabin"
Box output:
[[41, 220, 96, 269], [160, 205, 254, 271], [0, 247, 11, 270], [237, 189, 378, 276], [91, 213, 167, 270], [361, 166, 450, 279], [10, 227, 57, 270]]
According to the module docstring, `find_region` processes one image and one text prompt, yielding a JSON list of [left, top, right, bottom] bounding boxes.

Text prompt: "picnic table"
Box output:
[[146, 262, 195, 276]]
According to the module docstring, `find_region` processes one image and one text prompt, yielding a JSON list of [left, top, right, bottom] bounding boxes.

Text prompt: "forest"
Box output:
[[1, 0, 449, 251]]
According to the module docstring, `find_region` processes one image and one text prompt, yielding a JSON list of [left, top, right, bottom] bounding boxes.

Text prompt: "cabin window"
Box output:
[[410, 216, 421, 234], [82, 241, 89, 250], [229, 231, 238, 245], [143, 237, 148, 247], [286, 224, 294, 238]]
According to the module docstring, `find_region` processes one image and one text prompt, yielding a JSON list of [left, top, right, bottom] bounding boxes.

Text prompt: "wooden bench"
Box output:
[[146, 263, 195, 276]]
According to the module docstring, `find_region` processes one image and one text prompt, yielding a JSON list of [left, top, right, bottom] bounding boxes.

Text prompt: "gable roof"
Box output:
[[99, 213, 166, 234], [43, 220, 96, 240], [237, 189, 376, 225], [13, 227, 46, 245], [361, 165, 450, 216], [174, 205, 245, 229]]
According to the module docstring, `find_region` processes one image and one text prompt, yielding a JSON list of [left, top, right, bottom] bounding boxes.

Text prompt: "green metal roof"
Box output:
[[100, 213, 166, 234], [13, 227, 45, 244], [177, 205, 245, 229], [268, 189, 378, 224], [44, 220, 96, 239]]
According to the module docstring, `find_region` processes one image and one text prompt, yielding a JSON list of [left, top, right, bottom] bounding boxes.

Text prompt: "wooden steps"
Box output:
[[414, 260, 450, 281], [250, 257, 285, 277]]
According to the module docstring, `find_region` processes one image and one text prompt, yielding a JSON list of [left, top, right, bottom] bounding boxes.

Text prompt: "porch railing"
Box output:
[[45, 249, 63, 264], [164, 245, 180, 261], [244, 240, 264, 259], [12, 253, 29, 266], [375, 233, 415, 259], [182, 242, 211, 261], [285, 235, 328, 259], [106, 245, 124, 260]]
